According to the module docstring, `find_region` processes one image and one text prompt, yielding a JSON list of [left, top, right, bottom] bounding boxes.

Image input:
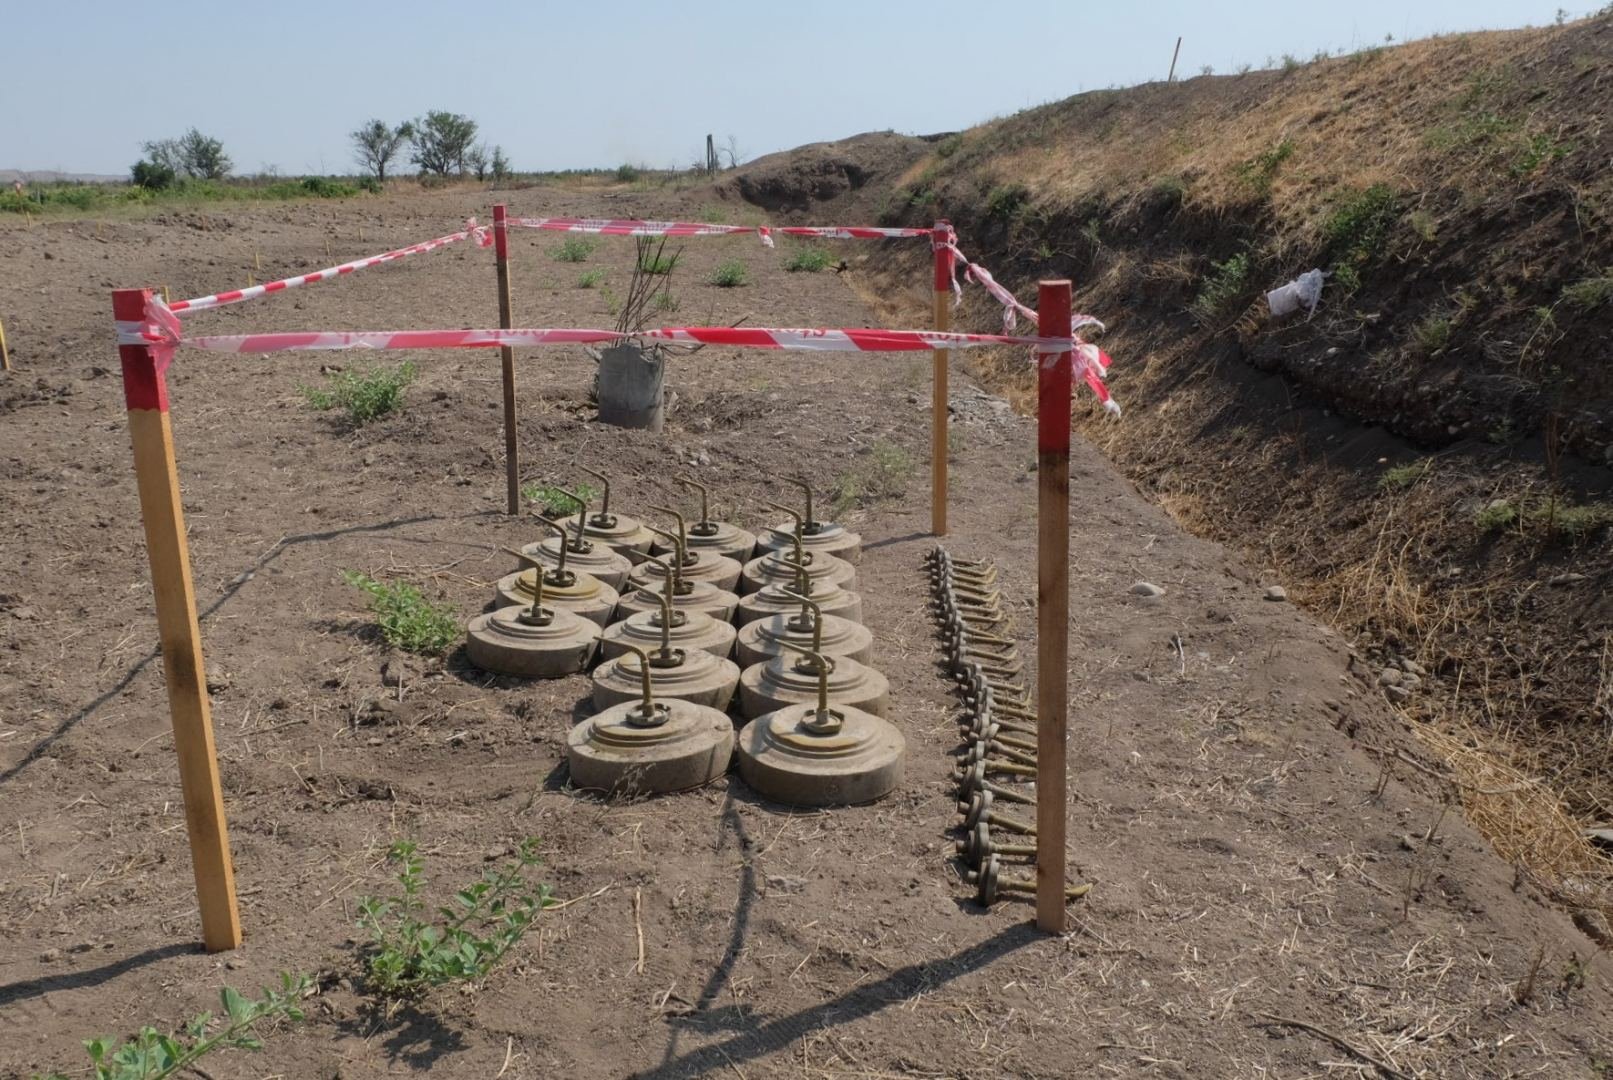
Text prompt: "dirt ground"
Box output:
[[2, 186, 1611, 1079]]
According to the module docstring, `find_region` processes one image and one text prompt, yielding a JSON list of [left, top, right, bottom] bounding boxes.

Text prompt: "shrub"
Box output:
[[356, 175, 383, 194], [300, 361, 416, 425], [341, 571, 458, 654], [784, 246, 833, 272], [131, 158, 177, 190], [576, 269, 605, 289], [553, 237, 596, 263], [357, 839, 554, 1006], [1547, 502, 1613, 539], [936, 133, 964, 158], [709, 259, 748, 287], [521, 481, 596, 516], [298, 176, 358, 198], [1324, 183, 1398, 284], [1190, 252, 1251, 324], [614, 163, 640, 183], [38, 974, 311, 1080]]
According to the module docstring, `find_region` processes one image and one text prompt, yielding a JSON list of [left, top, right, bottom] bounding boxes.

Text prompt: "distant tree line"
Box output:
[[127, 112, 510, 189]]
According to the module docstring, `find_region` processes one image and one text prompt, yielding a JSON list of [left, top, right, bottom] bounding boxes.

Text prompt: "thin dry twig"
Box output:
[[633, 886, 645, 975], [1256, 1012, 1411, 1080]]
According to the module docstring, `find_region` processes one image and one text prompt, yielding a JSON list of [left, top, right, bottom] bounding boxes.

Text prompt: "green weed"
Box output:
[[1190, 252, 1251, 324], [38, 974, 311, 1080], [300, 361, 416, 426], [341, 571, 458, 654], [1528, 499, 1613, 540], [831, 440, 915, 514], [654, 291, 679, 313], [936, 133, 964, 158], [1561, 270, 1613, 310], [553, 236, 597, 263], [1408, 210, 1439, 243], [784, 246, 834, 272], [357, 839, 554, 1006], [1512, 132, 1572, 175], [601, 286, 621, 316], [985, 183, 1030, 220], [636, 249, 680, 275], [1412, 313, 1452, 354], [1281, 53, 1302, 73], [1324, 184, 1398, 285], [1378, 461, 1430, 491], [1236, 139, 1295, 197], [1475, 499, 1518, 533], [521, 481, 595, 517], [709, 259, 748, 287], [576, 269, 605, 289], [614, 164, 640, 183]]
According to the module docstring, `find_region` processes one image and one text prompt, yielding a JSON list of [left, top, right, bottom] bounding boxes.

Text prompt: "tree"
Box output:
[[410, 111, 478, 177], [466, 143, 488, 181], [130, 157, 176, 190], [719, 134, 744, 169], [490, 145, 511, 183], [177, 128, 231, 179], [141, 129, 231, 180], [351, 119, 415, 182]]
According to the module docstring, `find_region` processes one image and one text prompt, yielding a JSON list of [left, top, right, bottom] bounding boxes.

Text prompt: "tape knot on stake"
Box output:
[[757, 227, 775, 249], [114, 294, 184, 372], [466, 217, 493, 248]]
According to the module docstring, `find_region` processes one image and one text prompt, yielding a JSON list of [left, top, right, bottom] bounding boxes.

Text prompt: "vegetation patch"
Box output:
[[1322, 183, 1398, 289], [831, 440, 915, 514], [552, 237, 597, 263], [984, 183, 1030, 221], [1190, 252, 1251, 325], [358, 839, 554, 1007], [1561, 270, 1613, 310], [1474, 499, 1519, 533], [521, 481, 595, 517], [709, 259, 748, 287], [576, 269, 605, 289], [784, 246, 834, 273], [1235, 139, 1294, 198], [300, 361, 416, 426], [1378, 461, 1431, 491], [341, 571, 458, 654]]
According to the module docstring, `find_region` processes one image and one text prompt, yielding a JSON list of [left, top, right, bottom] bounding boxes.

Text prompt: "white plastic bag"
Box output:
[[1266, 269, 1326, 318]]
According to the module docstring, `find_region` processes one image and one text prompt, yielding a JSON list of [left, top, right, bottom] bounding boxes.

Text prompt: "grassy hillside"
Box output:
[[739, 16, 1613, 924]]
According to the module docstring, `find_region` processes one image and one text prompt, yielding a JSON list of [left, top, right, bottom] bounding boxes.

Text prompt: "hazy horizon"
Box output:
[[5, 0, 1596, 178]]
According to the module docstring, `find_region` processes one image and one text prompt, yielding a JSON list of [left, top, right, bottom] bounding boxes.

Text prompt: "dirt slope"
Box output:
[[2, 185, 1610, 1077], [730, 15, 1613, 938]]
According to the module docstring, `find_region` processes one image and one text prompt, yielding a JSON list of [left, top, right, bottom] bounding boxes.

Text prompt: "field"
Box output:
[[2, 184, 1611, 1078]]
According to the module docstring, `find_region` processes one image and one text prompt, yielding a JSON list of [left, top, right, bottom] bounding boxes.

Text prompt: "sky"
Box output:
[[2, 0, 1597, 177]]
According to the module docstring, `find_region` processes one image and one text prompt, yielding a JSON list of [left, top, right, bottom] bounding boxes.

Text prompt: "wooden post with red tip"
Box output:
[[930, 220, 954, 536], [112, 288, 242, 952], [1035, 279, 1072, 934], [494, 204, 520, 515]]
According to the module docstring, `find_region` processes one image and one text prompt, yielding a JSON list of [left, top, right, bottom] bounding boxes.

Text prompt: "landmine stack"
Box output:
[[926, 546, 1091, 910], [470, 471, 905, 805]]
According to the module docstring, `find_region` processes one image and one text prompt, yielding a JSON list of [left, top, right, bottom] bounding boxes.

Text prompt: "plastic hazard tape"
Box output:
[[168, 220, 492, 315], [505, 216, 933, 248]]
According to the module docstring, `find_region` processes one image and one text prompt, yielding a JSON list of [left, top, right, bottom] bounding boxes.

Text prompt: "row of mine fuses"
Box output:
[[463, 478, 907, 804], [928, 547, 1091, 909]]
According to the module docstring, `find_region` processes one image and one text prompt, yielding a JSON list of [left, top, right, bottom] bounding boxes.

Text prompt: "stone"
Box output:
[[381, 660, 412, 688], [1131, 581, 1166, 598], [1401, 674, 1422, 690], [1385, 684, 1411, 704], [1378, 667, 1403, 687], [1264, 585, 1288, 602], [1400, 658, 1428, 677]]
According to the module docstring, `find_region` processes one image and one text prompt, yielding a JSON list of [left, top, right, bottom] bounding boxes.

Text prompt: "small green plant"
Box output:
[[784, 246, 834, 272], [299, 361, 416, 426], [1561, 270, 1613, 310], [654, 290, 679, 313], [985, 183, 1030, 221], [1281, 53, 1302, 74], [614, 163, 640, 183], [521, 480, 595, 517], [1475, 499, 1518, 533], [1379, 461, 1430, 491], [936, 133, 964, 158], [1408, 210, 1439, 243], [1324, 184, 1398, 286], [1236, 139, 1295, 197], [341, 571, 457, 654], [1511, 132, 1571, 176], [1190, 252, 1251, 324], [636, 248, 680, 275], [576, 269, 605, 289], [601, 285, 621, 316], [1529, 499, 1613, 540], [39, 974, 311, 1080], [357, 839, 554, 1007], [709, 259, 748, 287], [1412, 313, 1452, 354], [831, 440, 915, 514], [552, 236, 597, 263]]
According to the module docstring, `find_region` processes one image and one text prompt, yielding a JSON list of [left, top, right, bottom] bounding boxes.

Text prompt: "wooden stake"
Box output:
[[253, 250, 261, 273], [325, 236, 332, 258], [1168, 35, 1183, 81], [1035, 279, 1072, 934], [493, 204, 520, 515], [359, 224, 365, 243], [112, 288, 242, 952], [931, 220, 954, 536], [0, 316, 10, 372]]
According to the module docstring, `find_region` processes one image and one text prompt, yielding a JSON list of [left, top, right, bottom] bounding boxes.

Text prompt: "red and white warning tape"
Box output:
[[168, 220, 492, 315], [505, 216, 933, 249]]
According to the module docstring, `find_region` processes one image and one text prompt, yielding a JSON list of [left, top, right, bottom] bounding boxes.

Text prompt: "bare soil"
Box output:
[[2, 186, 1611, 1079]]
